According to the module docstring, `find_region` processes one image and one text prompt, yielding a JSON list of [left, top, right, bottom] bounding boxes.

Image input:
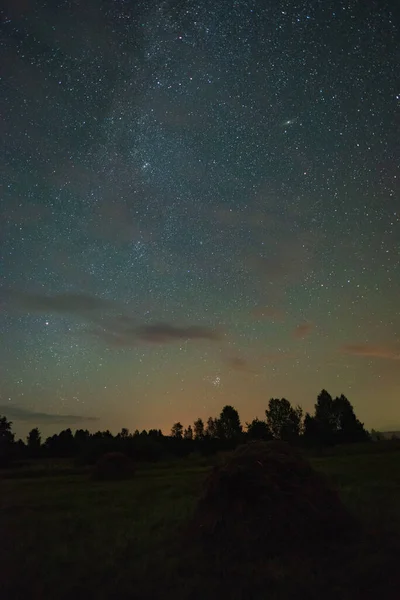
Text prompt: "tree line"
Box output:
[[0, 390, 370, 466]]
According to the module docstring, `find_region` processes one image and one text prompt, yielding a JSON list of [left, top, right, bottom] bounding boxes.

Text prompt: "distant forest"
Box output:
[[0, 389, 378, 466]]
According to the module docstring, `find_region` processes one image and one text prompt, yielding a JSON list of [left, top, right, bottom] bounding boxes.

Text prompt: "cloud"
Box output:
[[87, 327, 138, 348], [136, 323, 223, 344], [251, 306, 285, 320], [90, 198, 147, 244], [89, 319, 223, 347], [0, 405, 98, 424], [5, 290, 223, 347], [246, 237, 312, 287], [215, 207, 282, 230], [0, 202, 50, 226], [264, 351, 294, 362], [85, 314, 138, 347], [226, 356, 258, 374], [91, 314, 137, 331], [293, 323, 314, 339], [4, 290, 116, 317], [341, 344, 400, 361]]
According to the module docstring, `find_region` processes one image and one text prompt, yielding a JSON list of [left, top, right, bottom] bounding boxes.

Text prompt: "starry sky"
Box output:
[[1, 0, 399, 438]]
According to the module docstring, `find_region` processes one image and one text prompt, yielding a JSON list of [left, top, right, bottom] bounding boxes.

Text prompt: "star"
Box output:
[[1, 0, 398, 438]]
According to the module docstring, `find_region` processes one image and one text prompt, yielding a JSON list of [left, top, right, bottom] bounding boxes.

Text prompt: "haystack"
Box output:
[[190, 441, 356, 559], [93, 451, 135, 481]]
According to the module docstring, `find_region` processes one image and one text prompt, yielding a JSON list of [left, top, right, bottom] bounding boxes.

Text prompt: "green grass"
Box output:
[[1, 448, 400, 599]]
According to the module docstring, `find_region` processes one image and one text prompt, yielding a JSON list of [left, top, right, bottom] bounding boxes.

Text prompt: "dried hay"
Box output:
[[190, 441, 357, 559]]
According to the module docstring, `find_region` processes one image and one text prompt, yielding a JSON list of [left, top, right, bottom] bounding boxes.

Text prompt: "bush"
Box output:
[[92, 452, 135, 481], [189, 441, 358, 561]]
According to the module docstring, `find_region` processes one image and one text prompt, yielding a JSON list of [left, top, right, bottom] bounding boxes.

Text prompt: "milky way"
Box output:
[[1, 0, 399, 436]]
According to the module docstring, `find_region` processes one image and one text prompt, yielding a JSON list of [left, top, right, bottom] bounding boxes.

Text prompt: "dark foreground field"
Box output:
[[1, 447, 400, 600]]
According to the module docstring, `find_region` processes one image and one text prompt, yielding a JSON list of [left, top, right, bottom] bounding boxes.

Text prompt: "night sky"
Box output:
[[1, 0, 399, 438]]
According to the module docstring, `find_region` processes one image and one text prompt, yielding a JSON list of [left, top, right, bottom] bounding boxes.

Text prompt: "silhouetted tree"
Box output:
[[184, 425, 193, 440], [246, 418, 271, 440], [193, 418, 205, 439], [27, 427, 41, 457], [73, 429, 91, 461], [148, 429, 163, 437], [0, 415, 15, 466], [265, 398, 302, 441], [0, 415, 14, 444], [134, 435, 164, 461], [371, 429, 384, 442], [217, 405, 242, 440], [305, 390, 369, 446], [45, 428, 75, 457], [303, 412, 319, 445], [332, 394, 369, 443], [74, 429, 90, 444], [8, 393, 370, 464], [171, 422, 183, 439], [313, 389, 336, 445], [205, 417, 218, 438], [14, 438, 26, 459]]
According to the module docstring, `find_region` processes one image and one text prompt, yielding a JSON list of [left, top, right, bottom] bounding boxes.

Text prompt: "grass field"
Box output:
[[1, 447, 400, 599]]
